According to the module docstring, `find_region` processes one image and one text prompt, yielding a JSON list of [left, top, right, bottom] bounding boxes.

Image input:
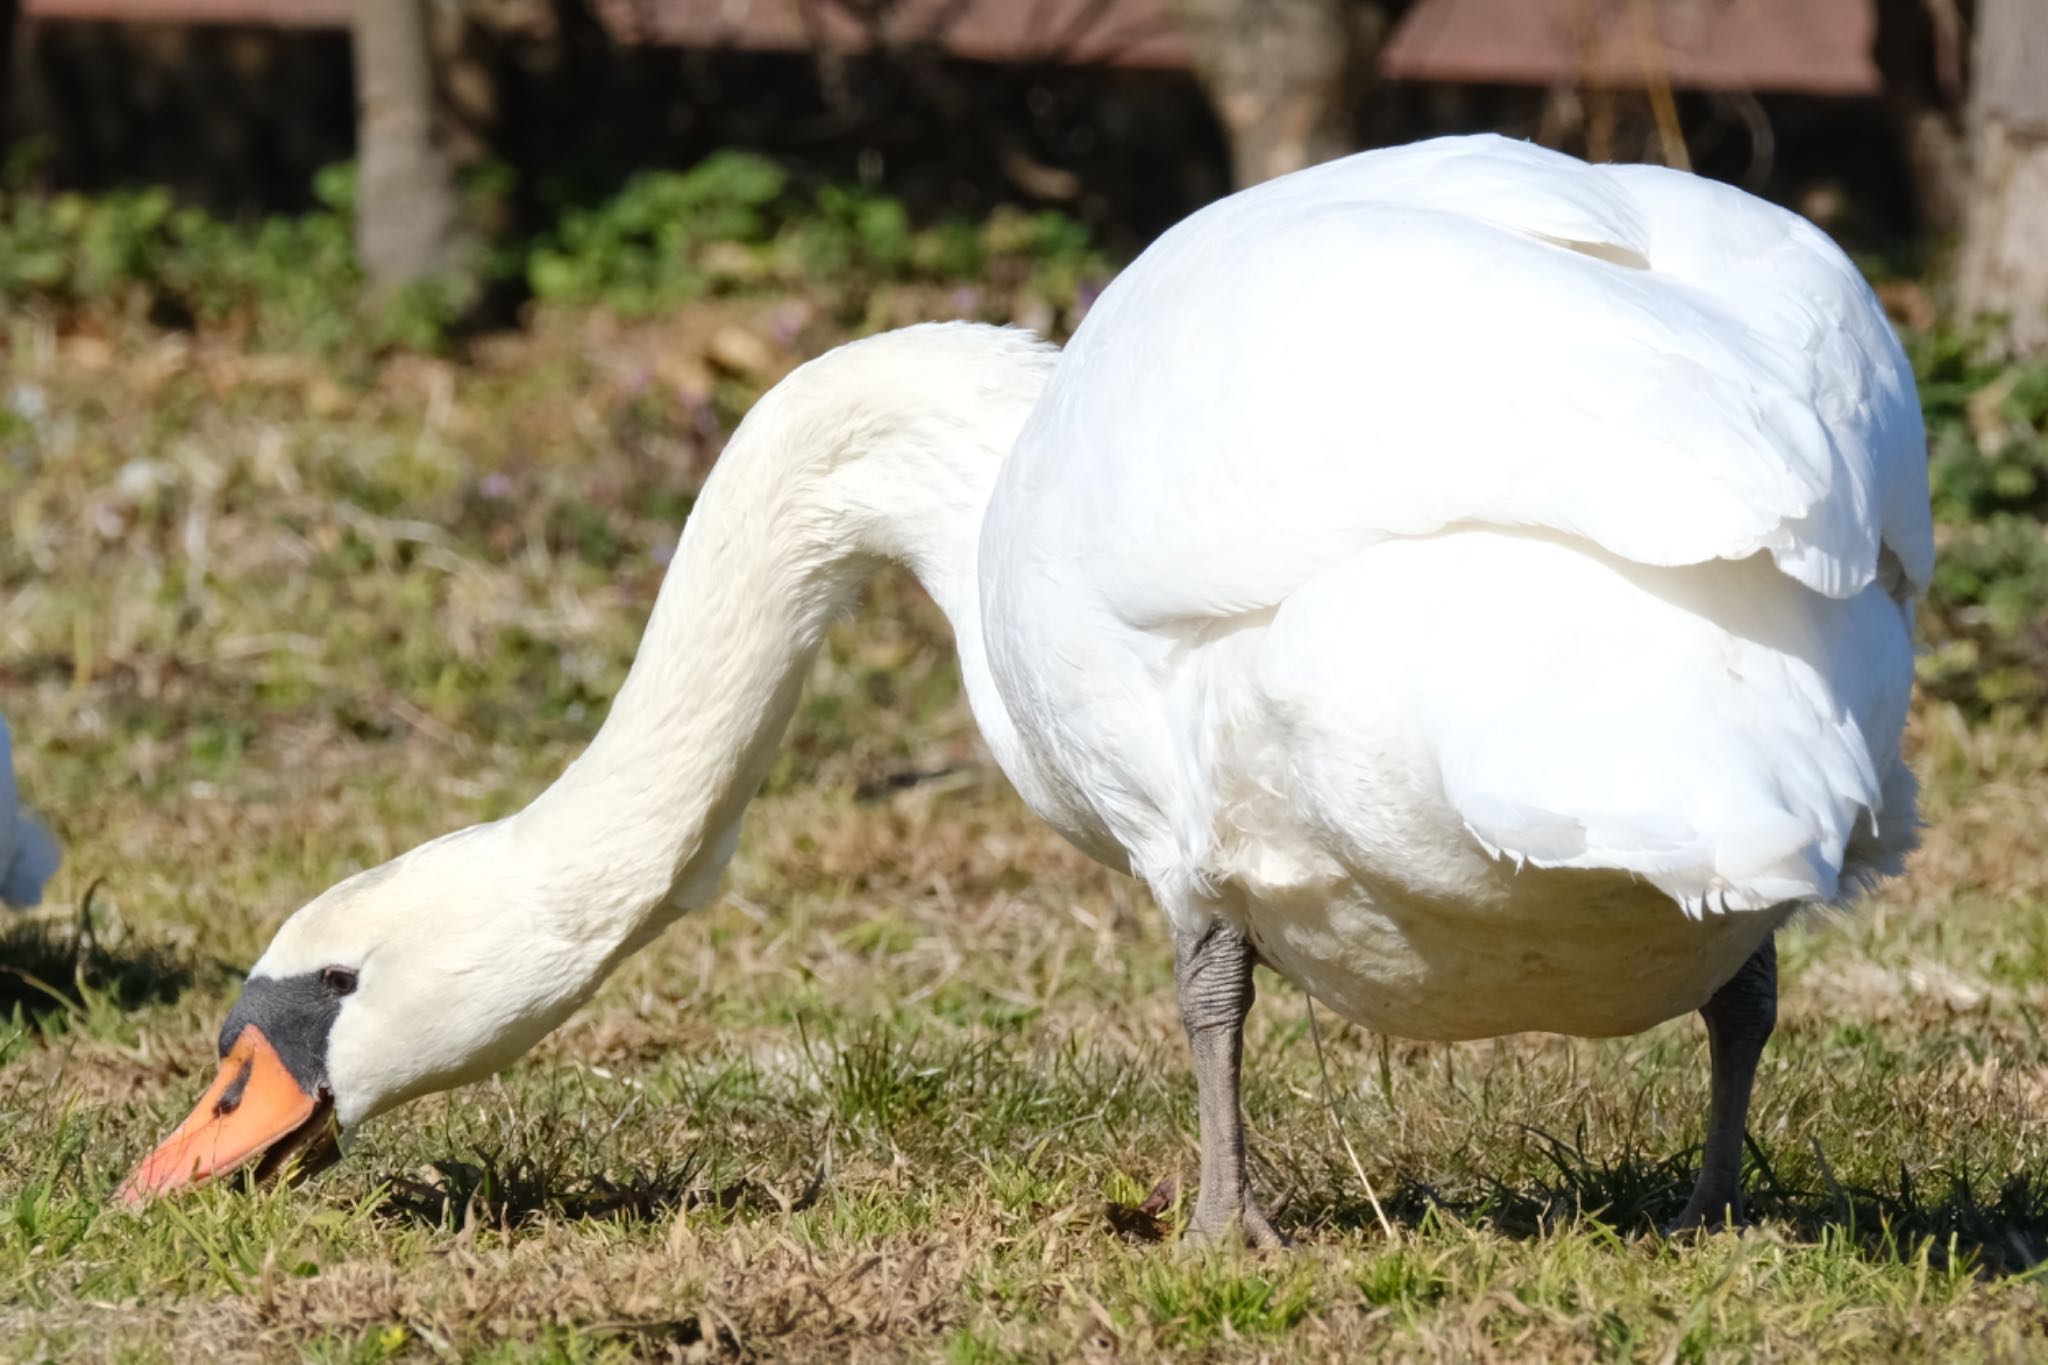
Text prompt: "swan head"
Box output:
[[119, 822, 593, 1202]]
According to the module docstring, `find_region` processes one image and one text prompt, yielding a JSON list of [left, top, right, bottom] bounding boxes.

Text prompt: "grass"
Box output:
[[4, 297, 2048, 1361]]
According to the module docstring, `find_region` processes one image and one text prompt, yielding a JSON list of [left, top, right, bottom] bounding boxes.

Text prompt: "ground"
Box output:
[[3, 304, 2048, 1363]]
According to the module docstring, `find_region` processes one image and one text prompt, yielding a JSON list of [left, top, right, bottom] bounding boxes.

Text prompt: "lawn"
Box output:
[[4, 289, 2048, 1362]]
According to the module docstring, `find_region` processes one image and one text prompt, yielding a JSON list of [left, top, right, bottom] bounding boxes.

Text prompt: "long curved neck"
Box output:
[[513, 323, 1055, 957]]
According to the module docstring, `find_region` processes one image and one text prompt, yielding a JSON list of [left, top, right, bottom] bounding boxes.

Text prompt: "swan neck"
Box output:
[[513, 323, 1054, 958]]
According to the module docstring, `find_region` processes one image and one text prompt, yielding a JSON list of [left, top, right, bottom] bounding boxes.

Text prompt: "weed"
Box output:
[[1913, 327, 2048, 716]]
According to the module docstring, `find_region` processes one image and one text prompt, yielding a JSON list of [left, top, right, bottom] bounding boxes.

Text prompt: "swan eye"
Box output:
[[320, 967, 359, 997]]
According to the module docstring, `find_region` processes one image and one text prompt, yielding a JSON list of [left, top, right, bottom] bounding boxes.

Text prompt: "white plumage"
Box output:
[[1, 716, 59, 909], [135, 136, 1927, 1235], [980, 133, 1926, 1042]]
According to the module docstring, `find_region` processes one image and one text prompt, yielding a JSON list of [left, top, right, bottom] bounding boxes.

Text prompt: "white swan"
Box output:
[[124, 136, 1930, 1241], [2, 717, 59, 909]]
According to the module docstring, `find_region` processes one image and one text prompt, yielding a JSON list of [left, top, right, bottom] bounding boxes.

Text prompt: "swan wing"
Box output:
[[1255, 532, 1917, 913], [1020, 134, 1931, 628], [989, 135, 1928, 916]]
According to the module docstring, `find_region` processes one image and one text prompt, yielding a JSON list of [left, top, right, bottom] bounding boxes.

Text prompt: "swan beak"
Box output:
[[118, 1024, 339, 1205]]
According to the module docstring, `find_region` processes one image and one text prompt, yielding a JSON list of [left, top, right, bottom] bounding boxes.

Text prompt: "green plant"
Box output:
[[1, 152, 1111, 352], [524, 151, 1108, 320], [0, 163, 435, 352], [1912, 327, 2048, 716], [526, 151, 789, 311]]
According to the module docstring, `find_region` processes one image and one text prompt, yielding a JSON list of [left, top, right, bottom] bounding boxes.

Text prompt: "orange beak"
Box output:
[[118, 1024, 340, 1205]]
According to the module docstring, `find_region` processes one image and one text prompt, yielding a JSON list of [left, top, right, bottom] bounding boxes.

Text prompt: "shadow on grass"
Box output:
[[1285, 1128, 2048, 1278], [0, 899, 198, 1029], [377, 1150, 821, 1232]]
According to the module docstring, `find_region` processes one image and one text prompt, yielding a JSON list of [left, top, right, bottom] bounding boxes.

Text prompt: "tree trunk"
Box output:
[[1168, 0, 1365, 187], [0, 0, 19, 146], [352, 0, 471, 296], [1958, 0, 2048, 356], [1873, 0, 1970, 239]]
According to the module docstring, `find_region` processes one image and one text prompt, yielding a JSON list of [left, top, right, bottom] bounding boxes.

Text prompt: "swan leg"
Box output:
[[1175, 919, 1289, 1250], [1667, 934, 1777, 1234]]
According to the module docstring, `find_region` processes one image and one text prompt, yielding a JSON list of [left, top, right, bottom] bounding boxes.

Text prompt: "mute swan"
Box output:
[[124, 136, 1929, 1245], [2, 717, 59, 909]]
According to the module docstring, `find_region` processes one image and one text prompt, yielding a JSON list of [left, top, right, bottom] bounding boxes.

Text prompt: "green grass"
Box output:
[[4, 275, 2048, 1360]]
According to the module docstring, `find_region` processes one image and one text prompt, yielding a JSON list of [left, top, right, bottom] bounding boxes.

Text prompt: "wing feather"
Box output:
[[1018, 135, 1931, 629]]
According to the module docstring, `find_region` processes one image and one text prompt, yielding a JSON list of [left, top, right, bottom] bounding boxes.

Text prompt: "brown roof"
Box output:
[[25, 0, 349, 24], [1381, 0, 1881, 96], [22, 0, 1882, 94], [589, 0, 1186, 68], [19, 0, 1189, 67]]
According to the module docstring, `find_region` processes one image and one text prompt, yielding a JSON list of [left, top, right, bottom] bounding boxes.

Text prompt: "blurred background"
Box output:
[[2, 1, 2040, 291], [1, 1, 2041, 314]]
